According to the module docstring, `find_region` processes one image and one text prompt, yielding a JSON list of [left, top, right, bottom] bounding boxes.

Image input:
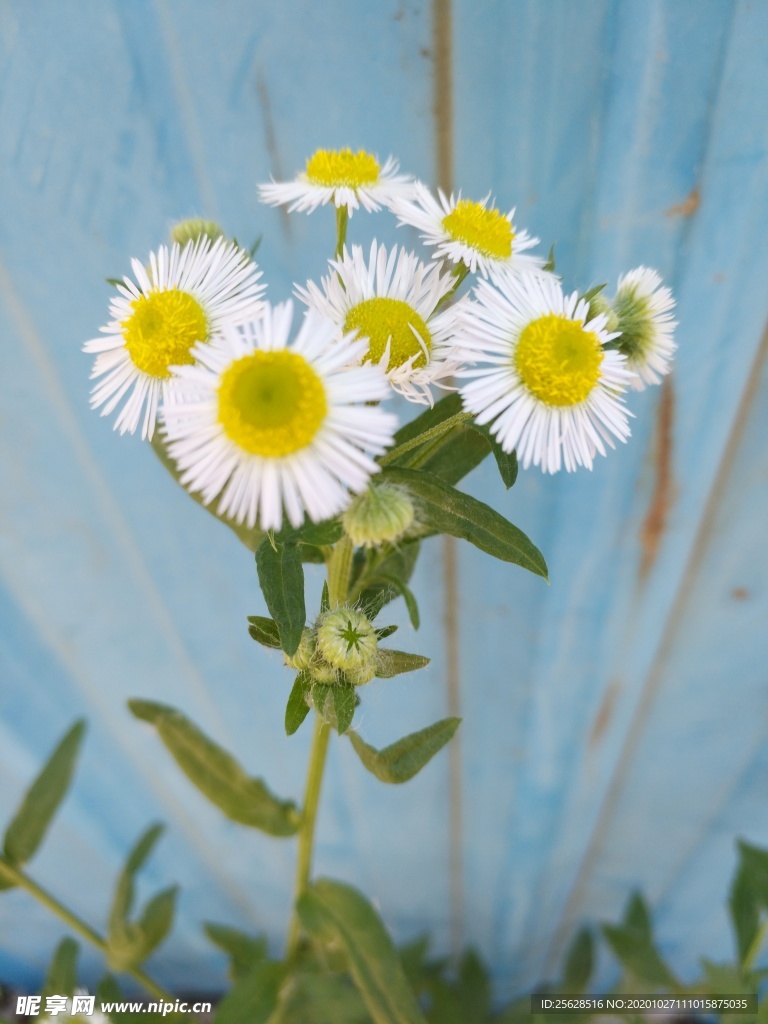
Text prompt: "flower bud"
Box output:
[[342, 483, 415, 549], [587, 291, 619, 334], [611, 267, 677, 390], [309, 658, 339, 684], [344, 661, 377, 687], [171, 218, 224, 247], [316, 608, 378, 674], [284, 628, 315, 671]]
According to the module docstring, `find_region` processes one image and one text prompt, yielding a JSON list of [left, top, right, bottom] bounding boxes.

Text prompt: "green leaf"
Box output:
[[602, 893, 677, 988], [256, 538, 306, 657], [204, 922, 268, 982], [380, 467, 548, 580], [42, 937, 79, 1000], [333, 685, 357, 736], [375, 624, 399, 640], [417, 425, 491, 486], [349, 719, 460, 784], [374, 649, 430, 679], [470, 423, 518, 489], [543, 244, 556, 273], [108, 823, 164, 970], [274, 971, 369, 1024], [730, 841, 768, 964], [137, 885, 177, 958], [285, 674, 312, 736], [247, 616, 282, 649], [562, 928, 593, 993], [129, 700, 300, 836], [214, 961, 285, 1024], [366, 576, 420, 630], [581, 282, 607, 304], [284, 519, 343, 548], [297, 879, 427, 1024], [3, 720, 86, 866], [150, 432, 265, 552]]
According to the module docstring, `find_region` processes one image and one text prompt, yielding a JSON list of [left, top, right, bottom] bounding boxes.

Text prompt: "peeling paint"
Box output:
[[640, 379, 676, 581]]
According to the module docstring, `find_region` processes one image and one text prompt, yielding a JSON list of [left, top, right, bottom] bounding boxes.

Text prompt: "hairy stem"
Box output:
[[285, 715, 331, 959], [327, 535, 354, 608], [335, 206, 349, 259], [0, 858, 176, 1005]]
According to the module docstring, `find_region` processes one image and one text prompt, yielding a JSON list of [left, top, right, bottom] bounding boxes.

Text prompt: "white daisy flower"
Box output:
[[459, 274, 636, 473], [390, 182, 543, 280], [163, 301, 398, 532], [296, 241, 468, 405], [84, 237, 265, 440], [611, 266, 677, 389], [258, 148, 415, 215]]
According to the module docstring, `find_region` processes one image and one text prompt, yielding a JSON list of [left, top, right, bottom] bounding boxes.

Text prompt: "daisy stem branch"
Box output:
[[0, 858, 177, 1006], [285, 535, 353, 960], [377, 411, 473, 466], [285, 710, 331, 961], [335, 206, 349, 259], [433, 263, 470, 313]]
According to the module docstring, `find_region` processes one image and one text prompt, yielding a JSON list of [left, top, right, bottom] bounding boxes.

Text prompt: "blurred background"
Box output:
[[1, 0, 767, 999]]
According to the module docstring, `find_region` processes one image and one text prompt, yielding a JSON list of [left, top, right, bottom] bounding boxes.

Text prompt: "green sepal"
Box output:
[[42, 937, 79, 1001], [297, 878, 427, 1024], [256, 538, 306, 657], [204, 922, 268, 982], [581, 282, 607, 304], [562, 927, 593, 993], [601, 892, 677, 988], [150, 432, 265, 552], [247, 616, 282, 649], [105, 276, 125, 288], [380, 466, 548, 580], [3, 720, 86, 867], [320, 580, 330, 614], [285, 674, 312, 736], [543, 243, 556, 273], [128, 700, 300, 836], [469, 423, 518, 489], [374, 649, 430, 679], [348, 718, 461, 784], [214, 961, 286, 1024]]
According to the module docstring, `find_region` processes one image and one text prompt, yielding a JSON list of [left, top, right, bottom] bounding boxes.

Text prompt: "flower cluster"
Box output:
[[84, 147, 677, 532]]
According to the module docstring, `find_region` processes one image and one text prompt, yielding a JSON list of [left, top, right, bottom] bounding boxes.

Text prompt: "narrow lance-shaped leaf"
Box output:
[[349, 719, 461, 784], [108, 823, 164, 970], [214, 961, 285, 1024], [285, 674, 311, 737], [601, 892, 677, 988], [137, 885, 178, 960], [129, 700, 300, 836], [380, 467, 547, 580], [297, 878, 428, 1024], [3, 720, 86, 867], [469, 423, 518, 490], [256, 538, 306, 656], [562, 928, 593, 993], [247, 616, 282, 649], [42, 937, 79, 1001], [204, 922, 268, 983], [374, 649, 430, 679]]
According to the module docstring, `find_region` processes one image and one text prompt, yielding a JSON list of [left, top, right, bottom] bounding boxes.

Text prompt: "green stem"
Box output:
[[744, 914, 768, 972], [335, 206, 349, 259], [0, 858, 175, 1005], [378, 412, 472, 466], [433, 262, 470, 312], [327, 535, 354, 607], [285, 715, 331, 959]]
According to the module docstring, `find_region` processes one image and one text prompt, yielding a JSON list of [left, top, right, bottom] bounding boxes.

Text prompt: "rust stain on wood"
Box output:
[[639, 379, 676, 580], [731, 587, 750, 601], [666, 186, 700, 218], [589, 680, 621, 748]]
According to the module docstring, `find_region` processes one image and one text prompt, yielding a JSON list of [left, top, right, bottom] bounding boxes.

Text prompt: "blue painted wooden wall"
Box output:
[[1, 0, 768, 998]]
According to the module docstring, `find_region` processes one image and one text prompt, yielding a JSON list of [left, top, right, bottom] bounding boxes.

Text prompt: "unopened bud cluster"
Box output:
[[342, 483, 416, 548], [285, 607, 378, 687]]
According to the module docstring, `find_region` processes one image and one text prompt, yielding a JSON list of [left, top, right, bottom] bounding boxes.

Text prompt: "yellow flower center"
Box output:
[[441, 200, 514, 259], [305, 148, 380, 188], [122, 289, 209, 378], [344, 297, 432, 371], [217, 350, 327, 457], [514, 314, 603, 406]]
